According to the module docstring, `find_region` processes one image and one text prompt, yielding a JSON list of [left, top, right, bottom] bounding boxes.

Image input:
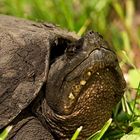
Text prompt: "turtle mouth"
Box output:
[[46, 44, 126, 116], [58, 48, 126, 115], [65, 66, 125, 114], [56, 66, 125, 138]]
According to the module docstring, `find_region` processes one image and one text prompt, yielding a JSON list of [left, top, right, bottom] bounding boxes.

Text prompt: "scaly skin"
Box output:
[[37, 31, 126, 139]]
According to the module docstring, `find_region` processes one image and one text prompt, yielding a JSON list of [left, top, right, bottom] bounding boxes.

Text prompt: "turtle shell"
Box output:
[[0, 15, 78, 129]]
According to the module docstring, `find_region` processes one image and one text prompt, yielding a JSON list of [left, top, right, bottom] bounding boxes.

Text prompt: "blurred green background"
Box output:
[[0, 0, 140, 139]]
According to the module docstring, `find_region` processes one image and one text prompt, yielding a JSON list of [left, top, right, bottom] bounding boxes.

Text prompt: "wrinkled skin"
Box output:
[[42, 31, 126, 139], [0, 16, 126, 140]]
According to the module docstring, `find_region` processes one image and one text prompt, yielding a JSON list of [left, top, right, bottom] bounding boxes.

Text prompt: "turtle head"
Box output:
[[46, 31, 126, 137]]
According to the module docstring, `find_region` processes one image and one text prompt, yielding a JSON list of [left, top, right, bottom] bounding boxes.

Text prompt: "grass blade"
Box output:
[[88, 118, 112, 140], [71, 126, 83, 140], [0, 126, 13, 140]]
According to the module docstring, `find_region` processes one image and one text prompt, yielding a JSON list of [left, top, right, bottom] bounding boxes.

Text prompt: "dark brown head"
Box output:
[[46, 31, 126, 139]]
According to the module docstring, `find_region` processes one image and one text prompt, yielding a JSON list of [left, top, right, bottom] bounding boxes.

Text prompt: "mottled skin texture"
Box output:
[[0, 15, 126, 140]]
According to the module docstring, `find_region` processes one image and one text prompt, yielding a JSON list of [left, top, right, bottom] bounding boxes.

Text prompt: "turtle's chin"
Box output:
[[55, 62, 125, 116], [47, 66, 126, 139], [68, 64, 125, 113]]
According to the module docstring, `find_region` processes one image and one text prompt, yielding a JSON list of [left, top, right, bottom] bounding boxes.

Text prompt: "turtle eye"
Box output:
[[66, 38, 84, 58], [66, 45, 79, 55], [65, 45, 81, 58]]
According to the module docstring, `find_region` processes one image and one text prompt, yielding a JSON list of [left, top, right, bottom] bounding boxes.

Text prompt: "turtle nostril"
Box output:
[[89, 31, 94, 34]]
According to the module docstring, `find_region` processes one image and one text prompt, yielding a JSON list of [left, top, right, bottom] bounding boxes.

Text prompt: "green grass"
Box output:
[[0, 0, 140, 139], [0, 126, 12, 140]]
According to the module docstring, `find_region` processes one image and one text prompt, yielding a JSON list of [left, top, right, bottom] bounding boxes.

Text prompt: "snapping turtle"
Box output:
[[0, 15, 126, 140]]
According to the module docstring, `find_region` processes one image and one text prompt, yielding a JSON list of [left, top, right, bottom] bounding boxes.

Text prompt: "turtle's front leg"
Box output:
[[7, 116, 54, 140]]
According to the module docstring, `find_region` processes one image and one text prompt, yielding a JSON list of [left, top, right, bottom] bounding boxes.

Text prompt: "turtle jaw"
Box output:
[[60, 65, 125, 116], [46, 45, 125, 116], [46, 65, 126, 139], [55, 47, 125, 115]]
